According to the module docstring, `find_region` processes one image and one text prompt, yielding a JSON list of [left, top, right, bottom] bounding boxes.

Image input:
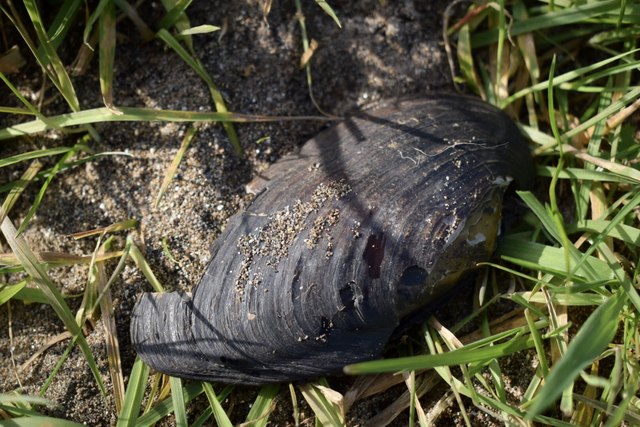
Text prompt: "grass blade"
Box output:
[[0, 106, 330, 140], [156, 29, 241, 155], [0, 147, 72, 169], [169, 376, 187, 426], [69, 218, 138, 239], [23, 0, 80, 111], [345, 333, 536, 375], [94, 239, 125, 413], [135, 382, 204, 427], [299, 383, 344, 426], [0, 161, 42, 224], [472, 1, 623, 48], [158, 0, 193, 30], [314, 0, 341, 28], [154, 125, 197, 208], [128, 238, 164, 292], [526, 290, 626, 418], [116, 357, 149, 427], [202, 382, 233, 427], [0, 415, 85, 426], [244, 383, 279, 426], [99, 0, 119, 113], [17, 147, 84, 235], [0, 217, 106, 395], [0, 280, 27, 305]]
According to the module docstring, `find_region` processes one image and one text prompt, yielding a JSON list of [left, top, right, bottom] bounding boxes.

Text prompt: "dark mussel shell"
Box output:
[[131, 94, 534, 385]]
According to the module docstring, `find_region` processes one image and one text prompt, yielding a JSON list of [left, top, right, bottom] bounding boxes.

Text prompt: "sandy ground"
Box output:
[[0, 1, 535, 425]]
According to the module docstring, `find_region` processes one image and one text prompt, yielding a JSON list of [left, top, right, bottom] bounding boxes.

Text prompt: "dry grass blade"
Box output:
[[20, 331, 72, 372], [363, 372, 441, 427], [112, 0, 154, 40], [299, 383, 345, 426], [69, 219, 138, 239], [343, 374, 406, 411], [0, 216, 106, 395], [99, 0, 120, 114], [0, 45, 26, 73], [260, 0, 273, 21], [299, 39, 318, 69], [562, 144, 640, 183], [94, 240, 125, 413], [294, 0, 339, 118], [0, 251, 123, 267]]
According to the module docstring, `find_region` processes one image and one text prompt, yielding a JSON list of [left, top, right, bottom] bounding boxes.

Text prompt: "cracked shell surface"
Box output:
[[131, 94, 535, 385]]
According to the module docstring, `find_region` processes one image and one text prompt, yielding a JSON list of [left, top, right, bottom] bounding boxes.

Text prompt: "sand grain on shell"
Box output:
[[235, 180, 351, 298]]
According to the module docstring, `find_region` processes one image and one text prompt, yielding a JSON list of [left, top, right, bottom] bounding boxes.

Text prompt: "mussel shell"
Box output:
[[131, 94, 534, 385]]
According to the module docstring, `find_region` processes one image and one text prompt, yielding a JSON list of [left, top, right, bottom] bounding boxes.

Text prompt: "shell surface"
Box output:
[[131, 94, 534, 385]]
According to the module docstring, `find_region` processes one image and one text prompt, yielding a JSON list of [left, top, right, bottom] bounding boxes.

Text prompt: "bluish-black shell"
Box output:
[[131, 94, 534, 385]]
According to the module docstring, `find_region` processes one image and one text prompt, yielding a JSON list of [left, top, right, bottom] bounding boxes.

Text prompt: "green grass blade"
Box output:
[[502, 48, 639, 107], [23, 0, 80, 112], [0, 217, 106, 395], [159, 0, 194, 51], [202, 383, 233, 427], [0, 106, 330, 140], [154, 125, 197, 208], [526, 290, 626, 419], [0, 72, 48, 121], [0, 151, 132, 195], [456, 23, 482, 96], [315, 0, 342, 28], [128, 238, 164, 292], [0, 161, 42, 224], [116, 357, 150, 427], [497, 237, 613, 282], [83, 0, 111, 45], [0, 147, 73, 169], [0, 280, 27, 305], [158, 0, 193, 30], [135, 382, 204, 427], [39, 0, 82, 52], [245, 383, 279, 426], [570, 220, 640, 248], [169, 376, 187, 427], [345, 333, 536, 375], [0, 393, 53, 406], [156, 29, 242, 155], [17, 147, 82, 235], [472, 1, 623, 48], [536, 165, 636, 184], [10, 287, 49, 305]]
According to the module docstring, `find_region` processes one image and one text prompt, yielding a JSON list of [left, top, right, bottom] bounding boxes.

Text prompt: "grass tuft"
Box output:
[[2, 1, 640, 425]]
